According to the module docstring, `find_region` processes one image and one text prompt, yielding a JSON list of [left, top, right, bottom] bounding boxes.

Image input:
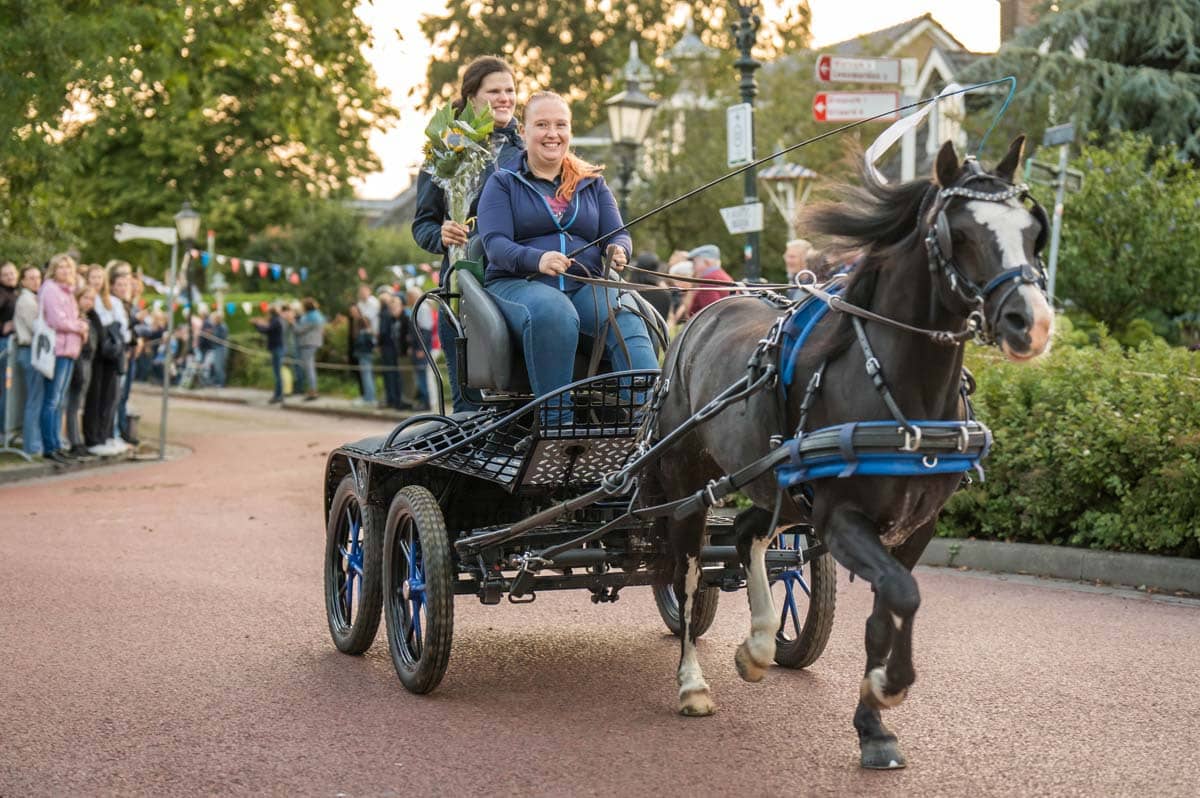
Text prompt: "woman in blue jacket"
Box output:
[[477, 91, 656, 411], [411, 55, 524, 412]]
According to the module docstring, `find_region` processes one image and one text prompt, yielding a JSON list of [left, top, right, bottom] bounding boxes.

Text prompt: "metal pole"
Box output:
[[160, 244, 179, 460], [618, 146, 634, 220], [732, 2, 761, 282], [1045, 143, 1070, 305]]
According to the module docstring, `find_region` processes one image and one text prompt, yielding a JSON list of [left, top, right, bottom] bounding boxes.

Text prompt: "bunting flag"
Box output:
[[257, 262, 268, 278], [173, 249, 312, 283], [242, 301, 253, 315], [270, 263, 282, 280], [200, 251, 211, 267], [259, 300, 270, 312], [231, 257, 240, 273], [300, 267, 308, 282], [226, 301, 237, 316]]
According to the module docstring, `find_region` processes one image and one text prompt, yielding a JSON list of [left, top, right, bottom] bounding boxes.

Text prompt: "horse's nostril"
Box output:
[[1002, 310, 1030, 332]]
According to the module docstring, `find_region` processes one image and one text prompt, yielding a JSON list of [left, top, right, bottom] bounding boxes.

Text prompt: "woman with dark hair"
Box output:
[[412, 55, 524, 412]]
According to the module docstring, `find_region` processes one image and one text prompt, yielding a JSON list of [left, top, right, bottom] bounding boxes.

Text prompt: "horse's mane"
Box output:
[[798, 169, 936, 364]]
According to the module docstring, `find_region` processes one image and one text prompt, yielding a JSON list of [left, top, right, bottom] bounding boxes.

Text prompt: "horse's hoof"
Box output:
[[860, 667, 908, 709], [734, 641, 769, 683], [860, 738, 907, 770], [678, 688, 716, 717]]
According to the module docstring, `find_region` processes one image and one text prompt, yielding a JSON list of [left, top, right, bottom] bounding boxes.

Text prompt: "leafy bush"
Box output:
[[938, 325, 1200, 557]]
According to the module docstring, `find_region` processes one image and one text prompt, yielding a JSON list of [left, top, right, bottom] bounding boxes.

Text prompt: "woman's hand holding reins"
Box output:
[[538, 251, 570, 276], [604, 244, 627, 271], [440, 220, 469, 248]]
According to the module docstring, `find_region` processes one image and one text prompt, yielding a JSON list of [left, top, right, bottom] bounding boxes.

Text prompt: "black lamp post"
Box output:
[[605, 42, 658, 220], [731, 2, 762, 282], [174, 200, 201, 358]]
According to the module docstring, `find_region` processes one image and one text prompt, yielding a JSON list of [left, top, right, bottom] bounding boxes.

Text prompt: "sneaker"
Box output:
[[88, 443, 113, 456], [303, 393, 319, 402], [350, 398, 369, 407], [268, 396, 283, 404], [47, 450, 73, 465], [106, 438, 129, 454]]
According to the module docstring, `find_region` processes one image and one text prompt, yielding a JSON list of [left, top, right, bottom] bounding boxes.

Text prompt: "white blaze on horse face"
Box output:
[[965, 199, 1035, 272]]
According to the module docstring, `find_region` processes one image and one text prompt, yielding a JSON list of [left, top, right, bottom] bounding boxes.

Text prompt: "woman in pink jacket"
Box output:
[[39, 253, 88, 464]]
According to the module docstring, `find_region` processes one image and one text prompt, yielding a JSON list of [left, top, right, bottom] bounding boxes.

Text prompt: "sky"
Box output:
[[351, 0, 1002, 199]]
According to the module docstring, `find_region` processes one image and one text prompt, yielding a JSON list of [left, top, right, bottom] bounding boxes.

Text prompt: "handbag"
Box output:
[[31, 290, 56, 379], [100, 321, 124, 363]]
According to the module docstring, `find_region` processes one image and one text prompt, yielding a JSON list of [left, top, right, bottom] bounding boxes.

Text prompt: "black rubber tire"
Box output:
[[383, 485, 454, 694], [324, 474, 385, 654], [653, 582, 720, 639], [771, 527, 837, 669]]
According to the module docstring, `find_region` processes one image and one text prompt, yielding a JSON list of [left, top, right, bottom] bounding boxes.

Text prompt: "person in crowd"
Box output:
[[413, 55, 524, 413], [285, 301, 304, 394], [201, 310, 228, 388], [196, 303, 214, 383], [0, 260, 18, 438], [111, 263, 138, 446], [377, 292, 412, 410], [293, 298, 326, 401], [83, 260, 131, 455], [355, 283, 380, 339], [39, 253, 89, 464], [252, 303, 286, 404], [665, 258, 695, 329], [784, 238, 814, 301], [12, 265, 44, 457], [66, 285, 99, 457], [477, 90, 656, 409], [348, 303, 377, 407], [671, 244, 736, 324]]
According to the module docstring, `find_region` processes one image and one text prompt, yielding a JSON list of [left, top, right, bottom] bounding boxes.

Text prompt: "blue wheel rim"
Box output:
[[771, 531, 813, 643], [394, 516, 427, 664], [336, 503, 364, 626]]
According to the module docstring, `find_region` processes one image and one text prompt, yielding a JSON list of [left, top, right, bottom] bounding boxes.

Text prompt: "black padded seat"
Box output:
[[458, 270, 532, 394]]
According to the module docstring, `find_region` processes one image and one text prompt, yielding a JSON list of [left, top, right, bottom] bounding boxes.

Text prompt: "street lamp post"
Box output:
[[174, 201, 201, 364], [731, 1, 762, 281], [605, 42, 659, 220]]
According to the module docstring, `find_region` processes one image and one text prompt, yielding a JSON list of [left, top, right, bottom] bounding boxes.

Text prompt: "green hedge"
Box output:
[[938, 319, 1200, 557]]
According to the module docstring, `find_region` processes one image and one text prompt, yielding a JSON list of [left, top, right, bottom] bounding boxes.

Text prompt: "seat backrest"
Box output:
[[457, 270, 532, 395]]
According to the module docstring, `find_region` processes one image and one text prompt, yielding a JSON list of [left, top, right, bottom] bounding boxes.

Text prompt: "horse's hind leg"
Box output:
[[824, 506, 922, 769], [732, 506, 777, 683], [671, 515, 715, 716]]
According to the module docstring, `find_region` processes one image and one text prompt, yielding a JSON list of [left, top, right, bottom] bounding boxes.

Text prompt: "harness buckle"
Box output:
[[957, 425, 970, 453], [899, 425, 922, 453], [864, 357, 881, 376], [704, 480, 721, 507]]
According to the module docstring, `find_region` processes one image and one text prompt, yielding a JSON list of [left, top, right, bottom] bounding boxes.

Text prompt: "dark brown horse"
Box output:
[[643, 137, 1053, 769]]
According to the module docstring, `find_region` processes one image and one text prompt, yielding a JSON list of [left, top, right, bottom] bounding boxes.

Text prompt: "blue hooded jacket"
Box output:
[[477, 153, 631, 287], [411, 120, 525, 276]]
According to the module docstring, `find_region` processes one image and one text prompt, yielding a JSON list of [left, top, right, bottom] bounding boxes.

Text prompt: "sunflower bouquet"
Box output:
[[422, 100, 496, 267]]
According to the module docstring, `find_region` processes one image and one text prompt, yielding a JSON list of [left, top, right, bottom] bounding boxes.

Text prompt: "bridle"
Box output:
[[923, 158, 1050, 345]]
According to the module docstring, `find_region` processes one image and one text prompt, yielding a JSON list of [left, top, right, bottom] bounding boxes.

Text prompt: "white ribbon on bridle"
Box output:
[[864, 82, 965, 184]]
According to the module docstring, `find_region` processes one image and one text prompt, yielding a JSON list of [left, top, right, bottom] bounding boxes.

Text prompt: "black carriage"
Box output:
[[321, 271, 836, 694]]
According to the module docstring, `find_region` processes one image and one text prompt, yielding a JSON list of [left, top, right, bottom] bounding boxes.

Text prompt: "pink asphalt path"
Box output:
[[2, 398, 1198, 796]]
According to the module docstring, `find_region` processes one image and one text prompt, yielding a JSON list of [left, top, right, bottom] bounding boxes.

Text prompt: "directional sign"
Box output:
[[726, 103, 754, 168], [812, 91, 899, 123], [1042, 123, 1076, 148], [114, 223, 177, 245], [1026, 159, 1084, 193], [719, 202, 764, 235], [815, 55, 915, 86]]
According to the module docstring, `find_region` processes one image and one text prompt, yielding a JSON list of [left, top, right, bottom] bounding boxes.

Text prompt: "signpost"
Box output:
[[1039, 123, 1077, 305], [815, 54, 916, 86], [812, 91, 899, 123], [726, 102, 753, 168], [719, 202, 764, 235]]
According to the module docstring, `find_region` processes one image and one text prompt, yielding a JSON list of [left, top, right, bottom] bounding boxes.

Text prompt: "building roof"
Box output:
[[826, 13, 970, 57]]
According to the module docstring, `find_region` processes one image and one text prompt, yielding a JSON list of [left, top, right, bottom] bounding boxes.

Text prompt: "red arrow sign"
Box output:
[[813, 92, 827, 122], [817, 54, 831, 82]]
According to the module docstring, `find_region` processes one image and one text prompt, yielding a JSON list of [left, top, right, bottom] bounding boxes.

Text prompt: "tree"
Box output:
[[418, 1, 810, 131], [0, 1, 396, 264], [1058, 132, 1200, 331], [962, 0, 1200, 162]]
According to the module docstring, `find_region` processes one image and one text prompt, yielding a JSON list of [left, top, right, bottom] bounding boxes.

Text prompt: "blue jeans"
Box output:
[[486, 278, 657, 420], [41, 355, 74, 453], [357, 353, 376, 403], [269, 347, 284, 399], [16, 346, 44, 455]]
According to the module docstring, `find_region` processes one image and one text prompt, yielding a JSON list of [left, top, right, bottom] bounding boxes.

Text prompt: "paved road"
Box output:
[[3, 399, 1198, 796]]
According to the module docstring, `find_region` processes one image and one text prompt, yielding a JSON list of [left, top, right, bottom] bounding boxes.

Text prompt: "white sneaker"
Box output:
[[87, 443, 112, 456], [106, 438, 129, 453]]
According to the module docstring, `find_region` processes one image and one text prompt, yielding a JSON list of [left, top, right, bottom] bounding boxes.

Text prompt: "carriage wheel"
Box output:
[[770, 526, 836, 669], [652, 583, 719, 639], [324, 475, 385, 654], [383, 485, 454, 694]]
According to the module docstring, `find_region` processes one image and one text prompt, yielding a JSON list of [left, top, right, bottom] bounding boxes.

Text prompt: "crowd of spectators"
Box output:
[[0, 252, 171, 463]]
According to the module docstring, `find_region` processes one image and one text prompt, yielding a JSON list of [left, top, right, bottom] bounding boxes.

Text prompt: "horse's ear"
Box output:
[[995, 135, 1026, 182], [934, 140, 960, 187]]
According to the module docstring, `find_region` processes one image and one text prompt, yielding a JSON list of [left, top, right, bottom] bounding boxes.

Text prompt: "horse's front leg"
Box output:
[[672, 516, 715, 716], [732, 506, 777, 682], [824, 505, 922, 769]]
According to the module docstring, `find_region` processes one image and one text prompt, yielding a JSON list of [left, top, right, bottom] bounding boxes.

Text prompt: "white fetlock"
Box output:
[[734, 640, 770, 683], [861, 666, 908, 709]]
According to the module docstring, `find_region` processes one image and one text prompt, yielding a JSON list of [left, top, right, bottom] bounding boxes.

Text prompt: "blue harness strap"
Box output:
[[778, 284, 843, 388]]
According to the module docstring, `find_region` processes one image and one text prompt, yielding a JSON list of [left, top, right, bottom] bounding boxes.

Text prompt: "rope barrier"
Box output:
[[193, 329, 431, 374]]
